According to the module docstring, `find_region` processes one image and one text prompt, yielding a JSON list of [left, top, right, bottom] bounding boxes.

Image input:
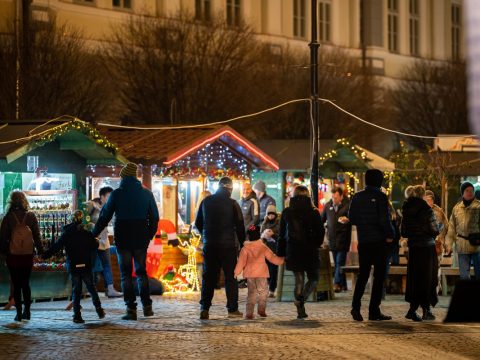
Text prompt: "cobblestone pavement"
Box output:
[[1, 290, 479, 360]]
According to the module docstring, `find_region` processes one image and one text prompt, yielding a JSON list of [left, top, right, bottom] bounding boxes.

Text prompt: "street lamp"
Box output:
[[309, 0, 320, 207]]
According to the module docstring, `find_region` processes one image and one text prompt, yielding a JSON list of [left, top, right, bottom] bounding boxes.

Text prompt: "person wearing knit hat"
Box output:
[[253, 180, 276, 222], [348, 168, 394, 322], [260, 203, 280, 297], [445, 180, 480, 281], [120, 162, 138, 178], [92, 161, 159, 321]]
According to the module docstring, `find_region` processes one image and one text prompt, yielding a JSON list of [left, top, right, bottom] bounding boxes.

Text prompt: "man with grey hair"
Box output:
[[195, 177, 245, 320]]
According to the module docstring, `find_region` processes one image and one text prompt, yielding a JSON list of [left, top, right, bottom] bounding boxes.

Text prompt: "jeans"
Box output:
[[117, 247, 152, 310], [71, 270, 102, 314], [96, 249, 114, 287], [200, 246, 238, 312], [332, 250, 347, 288], [458, 253, 480, 280], [352, 243, 388, 315], [246, 278, 269, 316]]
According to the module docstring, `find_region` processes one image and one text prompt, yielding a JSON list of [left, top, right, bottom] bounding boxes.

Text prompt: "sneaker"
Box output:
[[368, 312, 392, 321], [227, 310, 243, 318], [73, 313, 85, 324], [143, 305, 154, 317], [96, 307, 106, 319], [200, 310, 209, 320], [351, 309, 363, 322], [122, 308, 137, 321]]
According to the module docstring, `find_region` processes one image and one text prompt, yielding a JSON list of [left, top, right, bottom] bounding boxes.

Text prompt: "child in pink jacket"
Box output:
[[234, 225, 284, 319]]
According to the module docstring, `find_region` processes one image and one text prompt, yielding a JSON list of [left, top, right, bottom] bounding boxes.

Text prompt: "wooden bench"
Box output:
[[342, 265, 408, 293], [440, 267, 475, 296]]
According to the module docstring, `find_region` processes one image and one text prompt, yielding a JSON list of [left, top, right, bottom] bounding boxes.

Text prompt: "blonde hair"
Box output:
[[404, 186, 414, 199], [406, 185, 425, 199], [6, 191, 29, 212], [195, 190, 212, 216]]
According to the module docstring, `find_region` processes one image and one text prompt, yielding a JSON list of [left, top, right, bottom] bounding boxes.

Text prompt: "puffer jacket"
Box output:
[[401, 197, 439, 247], [195, 187, 245, 248], [348, 186, 394, 245], [240, 192, 259, 230], [234, 240, 284, 278], [277, 195, 325, 272], [92, 176, 159, 250], [446, 199, 480, 254]]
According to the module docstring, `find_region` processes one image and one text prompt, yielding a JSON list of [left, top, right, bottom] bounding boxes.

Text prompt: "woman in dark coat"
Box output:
[[277, 185, 325, 319], [401, 185, 439, 321], [0, 191, 43, 322]]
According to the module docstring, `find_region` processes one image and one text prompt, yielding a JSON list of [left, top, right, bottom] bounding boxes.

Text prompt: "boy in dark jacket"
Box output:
[[43, 211, 105, 323]]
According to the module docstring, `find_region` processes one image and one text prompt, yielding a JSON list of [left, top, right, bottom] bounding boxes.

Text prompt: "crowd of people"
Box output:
[[1, 162, 479, 323]]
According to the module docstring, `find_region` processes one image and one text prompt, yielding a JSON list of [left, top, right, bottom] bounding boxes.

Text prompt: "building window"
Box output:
[[319, 1, 331, 42], [293, 0, 306, 38], [195, 0, 211, 22], [388, 0, 399, 53], [226, 0, 241, 27], [113, 0, 131, 9], [409, 0, 419, 55], [452, 3, 461, 60]]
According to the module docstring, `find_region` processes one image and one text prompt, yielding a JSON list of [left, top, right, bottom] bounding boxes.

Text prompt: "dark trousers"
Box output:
[[71, 270, 102, 314], [267, 261, 278, 292], [352, 243, 388, 315], [200, 246, 238, 312], [293, 269, 319, 303], [7, 265, 32, 311], [117, 247, 152, 310]]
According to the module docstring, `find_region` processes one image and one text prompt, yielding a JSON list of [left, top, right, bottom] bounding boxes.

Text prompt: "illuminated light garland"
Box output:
[[345, 171, 361, 196], [383, 171, 395, 195], [35, 119, 118, 154], [320, 138, 368, 162]]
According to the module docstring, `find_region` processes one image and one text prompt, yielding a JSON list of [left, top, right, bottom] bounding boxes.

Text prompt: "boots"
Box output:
[[14, 308, 22, 322], [422, 306, 436, 321], [122, 308, 137, 321], [96, 307, 106, 319], [106, 284, 123, 298], [22, 305, 31, 320], [73, 312, 85, 324], [405, 308, 422, 322], [143, 305, 154, 317], [294, 300, 308, 319]]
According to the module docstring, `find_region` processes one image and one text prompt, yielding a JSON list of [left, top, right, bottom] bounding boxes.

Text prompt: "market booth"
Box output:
[[0, 119, 127, 302], [96, 125, 279, 291]]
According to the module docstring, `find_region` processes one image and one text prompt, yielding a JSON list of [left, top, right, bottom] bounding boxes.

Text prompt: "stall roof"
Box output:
[[254, 139, 395, 174], [99, 125, 279, 170], [0, 119, 128, 165]]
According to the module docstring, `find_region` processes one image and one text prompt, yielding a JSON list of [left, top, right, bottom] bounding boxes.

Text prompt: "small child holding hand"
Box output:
[[234, 225, 284, 319]]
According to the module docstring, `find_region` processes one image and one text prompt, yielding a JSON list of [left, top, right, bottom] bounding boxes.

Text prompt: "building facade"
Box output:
[[0, 0, 465, 81]]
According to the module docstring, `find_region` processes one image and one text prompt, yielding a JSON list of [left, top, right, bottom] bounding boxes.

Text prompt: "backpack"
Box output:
[[9, 212, 34, 255]]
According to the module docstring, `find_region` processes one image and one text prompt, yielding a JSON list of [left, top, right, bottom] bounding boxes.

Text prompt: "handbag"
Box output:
[[468, 233, 480, 246]]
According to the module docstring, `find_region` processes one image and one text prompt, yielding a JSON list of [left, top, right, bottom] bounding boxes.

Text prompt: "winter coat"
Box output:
[[87, 199, 110, 250], [44, 222, 99, 273], [240, 192, 260, 230], [277, 195, 325, 272], [446, 199, 480, 254], [258, 193, 276, 222], [321, 198, 352, 252], [234, 240, 284, 278], [92, 176, 159, 250], [401, 197, 439, 248], [260, 214, 280, 253], [195, 187, 246, 249], [348, 186, 394, 245], [0, 208, 43, 266]]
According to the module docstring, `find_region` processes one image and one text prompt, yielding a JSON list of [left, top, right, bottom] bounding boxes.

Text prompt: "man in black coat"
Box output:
[[348, 169, 394, 321], [322, 187, 352, 293], [195, 177, 245, 320]]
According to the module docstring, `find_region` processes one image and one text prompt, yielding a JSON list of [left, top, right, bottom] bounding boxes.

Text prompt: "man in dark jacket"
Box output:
[[195, 177, 245, 320], [348, 169, 394, 322], [253, 180, 276, 222], [322, 187, 352, 293], [92, 162, 159, 321]]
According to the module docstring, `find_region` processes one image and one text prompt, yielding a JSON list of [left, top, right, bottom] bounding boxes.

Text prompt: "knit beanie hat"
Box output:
[[460, 181, 474, 195], [253, 180, 266, 193], [120, 162, 138, 178], [266, 204, 277, 215], [365, 169, 384, 188]]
